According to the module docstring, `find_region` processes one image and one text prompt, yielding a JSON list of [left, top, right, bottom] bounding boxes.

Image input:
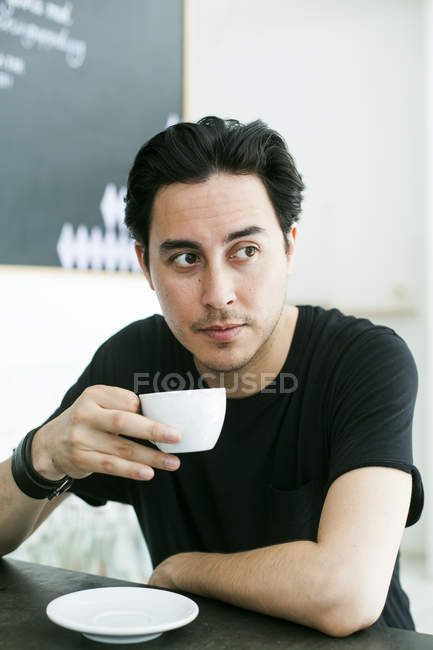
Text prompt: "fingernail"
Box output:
[[164, 428, 181, 442], [164, 456, 180, 470], [139, 467, 154, 480]]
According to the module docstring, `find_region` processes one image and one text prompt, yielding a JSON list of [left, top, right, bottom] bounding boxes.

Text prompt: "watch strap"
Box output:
[[11, 429, 74, 500]]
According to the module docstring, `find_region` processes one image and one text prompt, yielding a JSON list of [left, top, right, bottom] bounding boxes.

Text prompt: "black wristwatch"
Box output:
[[11, 429, 74, 500]]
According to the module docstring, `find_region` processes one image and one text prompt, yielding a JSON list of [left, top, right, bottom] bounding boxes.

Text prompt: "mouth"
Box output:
[[201, 324, 243, 331], [199, 324, 245, 342]]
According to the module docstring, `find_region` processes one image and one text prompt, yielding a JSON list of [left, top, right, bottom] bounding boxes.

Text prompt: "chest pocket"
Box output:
[[265, 479, 323, 545]]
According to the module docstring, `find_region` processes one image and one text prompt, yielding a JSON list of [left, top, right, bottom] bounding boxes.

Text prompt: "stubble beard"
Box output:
[[195, 300, 286, 378]]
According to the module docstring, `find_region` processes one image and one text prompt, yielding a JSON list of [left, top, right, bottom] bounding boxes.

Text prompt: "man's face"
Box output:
[[136, 173, 296, 374]]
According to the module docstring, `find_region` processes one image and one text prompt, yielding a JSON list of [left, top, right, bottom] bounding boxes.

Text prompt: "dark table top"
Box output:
[[1, 558, 433, 649]]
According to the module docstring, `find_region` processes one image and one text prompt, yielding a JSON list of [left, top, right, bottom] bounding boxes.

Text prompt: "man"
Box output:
[[0, 117, 423, 637]]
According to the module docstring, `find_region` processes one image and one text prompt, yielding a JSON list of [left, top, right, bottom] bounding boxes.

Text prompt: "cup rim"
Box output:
[[139, 387, 226, 399]]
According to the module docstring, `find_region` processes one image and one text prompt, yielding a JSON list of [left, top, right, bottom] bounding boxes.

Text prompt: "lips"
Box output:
[[201, 324, 243, 331], [200, 324, 245, 342]]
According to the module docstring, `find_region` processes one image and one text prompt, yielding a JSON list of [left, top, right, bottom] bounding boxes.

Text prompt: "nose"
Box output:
[[200, 263, 236, 310]]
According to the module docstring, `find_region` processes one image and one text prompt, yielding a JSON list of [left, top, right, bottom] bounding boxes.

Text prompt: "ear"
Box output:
[[284, 224, 297, 255], [134, 242, 155, 290], [285, 225, 297, 273]]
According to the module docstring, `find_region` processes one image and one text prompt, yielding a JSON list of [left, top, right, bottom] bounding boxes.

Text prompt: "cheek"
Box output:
[[250, 259, 284, 289], [154, 276, 197, 315], [250, 263, 288, 306]]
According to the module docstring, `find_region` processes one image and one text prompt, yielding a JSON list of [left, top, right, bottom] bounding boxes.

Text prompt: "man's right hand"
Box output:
[[30, 385, 182, 482]]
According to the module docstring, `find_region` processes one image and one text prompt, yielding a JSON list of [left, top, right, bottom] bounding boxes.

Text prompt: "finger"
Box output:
[[81, 385, 140, 413], [89, 403, 181, 444], [77, 449, 156, 481], [78, 428, 181, 472]]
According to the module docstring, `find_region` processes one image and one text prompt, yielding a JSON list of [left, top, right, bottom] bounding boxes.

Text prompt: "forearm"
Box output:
[[0, 457, 47, 556], [174, 541, 338, 633]]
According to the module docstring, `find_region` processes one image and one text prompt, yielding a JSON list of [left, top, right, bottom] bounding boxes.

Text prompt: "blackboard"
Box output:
[[0, 0, 183, 270]]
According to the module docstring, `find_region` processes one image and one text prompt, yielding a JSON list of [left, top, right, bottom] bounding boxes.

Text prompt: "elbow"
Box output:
[[318, 604, 380, 638], [315, 568, 384, 637]]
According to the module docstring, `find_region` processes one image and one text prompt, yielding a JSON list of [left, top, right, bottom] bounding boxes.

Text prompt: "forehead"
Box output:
[[150, 173, 277, 237]]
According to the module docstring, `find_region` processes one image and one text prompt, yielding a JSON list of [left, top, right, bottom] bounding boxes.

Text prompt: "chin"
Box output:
[[198, 349, 256, 374]]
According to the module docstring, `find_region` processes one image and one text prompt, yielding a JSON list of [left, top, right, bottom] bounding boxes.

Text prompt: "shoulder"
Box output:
[[84, 313, 171, 385], [303, 304, 390, 343], [302, 304, 408, 356], [96, 313, 167, 355], [299, 304, 417, 384]]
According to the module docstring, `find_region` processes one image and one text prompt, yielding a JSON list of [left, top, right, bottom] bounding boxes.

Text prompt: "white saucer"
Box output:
[[46, 586, 199, 644]]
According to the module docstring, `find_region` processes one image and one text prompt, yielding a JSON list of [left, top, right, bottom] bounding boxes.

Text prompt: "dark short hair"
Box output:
[[125, 116, 305, 269]]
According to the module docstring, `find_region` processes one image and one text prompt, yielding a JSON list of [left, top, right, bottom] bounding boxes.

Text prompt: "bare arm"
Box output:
[[150, 466, 412, 637], [0, 457, 70, 556]]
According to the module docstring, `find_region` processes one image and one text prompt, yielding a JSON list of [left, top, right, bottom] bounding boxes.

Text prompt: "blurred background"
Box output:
[[1, 0, 433, 633]]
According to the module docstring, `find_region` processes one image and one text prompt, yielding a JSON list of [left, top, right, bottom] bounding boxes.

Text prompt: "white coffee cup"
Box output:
[[139, 387, 227, 453]]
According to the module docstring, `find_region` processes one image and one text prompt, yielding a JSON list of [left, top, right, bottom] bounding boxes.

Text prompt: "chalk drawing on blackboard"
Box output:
[[56, 183, 140, 272], [57, 113, 182, 272]]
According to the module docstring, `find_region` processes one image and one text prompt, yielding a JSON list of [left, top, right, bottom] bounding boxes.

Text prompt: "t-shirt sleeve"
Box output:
[[33, 340, 129, 507], [326, 329, 424, 527]]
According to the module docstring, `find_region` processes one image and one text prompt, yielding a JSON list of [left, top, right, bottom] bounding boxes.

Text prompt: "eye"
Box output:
[[233, 245, 259, 259], [171, 252, 200, 268], [171, 245, 259, 269]]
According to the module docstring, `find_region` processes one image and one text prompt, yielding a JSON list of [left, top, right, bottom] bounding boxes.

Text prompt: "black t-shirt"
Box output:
[[39, 305, 424, 631]]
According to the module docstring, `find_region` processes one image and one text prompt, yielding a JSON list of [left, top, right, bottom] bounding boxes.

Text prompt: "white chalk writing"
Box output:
[[0, 51, 25, 73], [0, 1, 86, 68], [0, 69, 13, 87], [45, 1, 73, 27], [6, 0, 44, 17]]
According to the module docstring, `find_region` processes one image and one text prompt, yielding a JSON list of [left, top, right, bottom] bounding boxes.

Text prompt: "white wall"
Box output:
[[186, 0, 427, 556], [186, 0, 424, 312]]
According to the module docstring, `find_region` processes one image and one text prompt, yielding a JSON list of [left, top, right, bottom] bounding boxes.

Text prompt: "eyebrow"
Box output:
[[159, 225, 267, 257]]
